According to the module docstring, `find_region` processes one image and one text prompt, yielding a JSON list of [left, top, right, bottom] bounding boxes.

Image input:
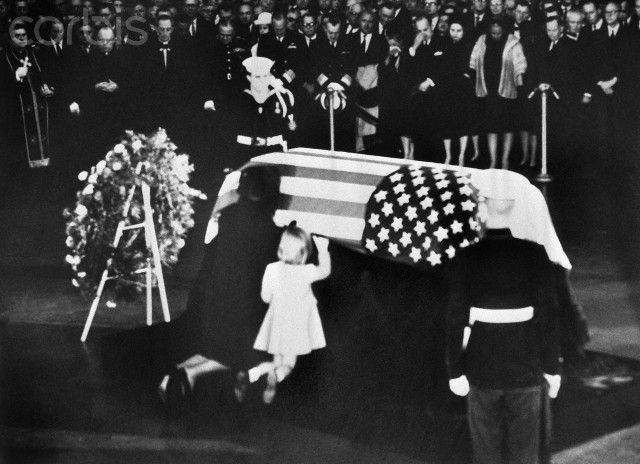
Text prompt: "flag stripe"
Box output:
[[251, 152, 400, 177], [280, 176, 376, 204], [251, 162, 383, 186], [273, 210, 365, 241], [281, 195, 366, 219]]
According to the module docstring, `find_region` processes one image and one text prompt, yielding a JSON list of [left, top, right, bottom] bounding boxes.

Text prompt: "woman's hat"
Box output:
[[254, 11, 272, 25]]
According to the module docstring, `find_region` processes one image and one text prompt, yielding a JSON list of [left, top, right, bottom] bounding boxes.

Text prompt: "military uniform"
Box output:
[[446, 228, 560, 464]]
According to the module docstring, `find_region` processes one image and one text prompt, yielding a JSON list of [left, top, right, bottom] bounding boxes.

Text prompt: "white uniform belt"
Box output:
[[469, 306, 534, 325], [237, 135, 284, 147]]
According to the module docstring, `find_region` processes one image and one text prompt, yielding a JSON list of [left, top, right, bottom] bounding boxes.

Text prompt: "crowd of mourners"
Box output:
[[2, 0, 640, 183]]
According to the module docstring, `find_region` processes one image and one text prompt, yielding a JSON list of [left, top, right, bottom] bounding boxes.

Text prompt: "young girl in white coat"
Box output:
[[248, 224, 331, 404]]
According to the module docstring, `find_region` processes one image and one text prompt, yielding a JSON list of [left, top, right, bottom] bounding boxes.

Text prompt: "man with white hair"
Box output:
[[446, 170, 562, 464]]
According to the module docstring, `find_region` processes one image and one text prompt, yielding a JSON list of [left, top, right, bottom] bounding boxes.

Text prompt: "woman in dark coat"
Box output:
[[159, 165, 282, 403], [438, 18, 476, 166], [378, 26, 416, 159]]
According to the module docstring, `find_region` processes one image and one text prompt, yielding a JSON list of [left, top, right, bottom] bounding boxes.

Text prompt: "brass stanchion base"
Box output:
[[536, 170, 552, 183], [29, 158, 50, 168]]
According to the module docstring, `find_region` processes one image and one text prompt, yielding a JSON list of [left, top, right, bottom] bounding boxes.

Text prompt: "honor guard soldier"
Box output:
[[228, 56, 296, 168], [256, 10, 303, 88], [446, 169, 563, 464]]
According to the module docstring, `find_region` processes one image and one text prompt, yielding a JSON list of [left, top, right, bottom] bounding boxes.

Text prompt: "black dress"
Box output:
[[480, 36, 518, 133], [438, 39, 476, 139], [193, 199, 282, 370], [378, 53, 414, 155]]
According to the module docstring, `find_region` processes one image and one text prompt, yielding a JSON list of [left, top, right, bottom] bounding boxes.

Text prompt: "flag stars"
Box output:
[[469, 217, 479, 230], [460, 238, 470, 248], [368, 213, 380, 228], [400, 232, 412, 247], [461, 199, 476, 211], [377, 227, 390, 242], [422, 237, 432, 250], [414, 221, 427, 236], [443, 203, 455, 216], [427, 209, 439, 224], [388, 242, 400, 257], [433, 171, 447, 180], [416, 186, 430, 197], [381, 202, 394, 216], [451, 220, 463, 234], [426, 251, 442, 266], [441, 191, 453, 201], [436, 179, 450, 190], [405, 206, 418, 221], [420, 196, 434, 209], [412, 176, 425, 186], [456, 175, 471, 184], [434, 226, 449, 242], [393, 183, 406, 194], [409, 247, 422, 262], [398, 193, 411, 205], [391, 216, 404, 232], [459, 184, 474, 196], [365, 239, 378, 252], [409, 165, 422, 175], [389, 172, 403, 183], [445, 245, 456, 259], [374, 190, 388, 202]]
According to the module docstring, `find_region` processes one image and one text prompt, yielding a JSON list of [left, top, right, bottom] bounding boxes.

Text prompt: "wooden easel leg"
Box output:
[[145, 258, 153, 326], [81, 269, 109, 342], [142, 184, 171, 323]]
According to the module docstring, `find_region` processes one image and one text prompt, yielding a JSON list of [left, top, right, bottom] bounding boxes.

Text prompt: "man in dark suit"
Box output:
[[583, 0, 605, 33], [182, 0, 216, 55], [256, 10, 303, 87], [348, 9, 387, 152], [139, 15, 197, 148], [313, 15, 356, 150], [235, 1, 256, 42], [463, 0, 490, 41], [407, 13, 445, 161]]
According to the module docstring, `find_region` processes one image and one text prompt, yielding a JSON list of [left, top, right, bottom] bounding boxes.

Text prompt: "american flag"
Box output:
[[209, 148, 482, 262], [361, 165, 481, 267]]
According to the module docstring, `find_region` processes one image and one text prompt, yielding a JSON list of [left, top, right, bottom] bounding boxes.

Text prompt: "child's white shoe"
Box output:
[[263, 370, 277, 404]]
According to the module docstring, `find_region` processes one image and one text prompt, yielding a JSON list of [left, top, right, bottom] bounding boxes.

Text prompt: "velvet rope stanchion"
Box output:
[[317, 85, 348, 155], [529, 83, 559, 184]]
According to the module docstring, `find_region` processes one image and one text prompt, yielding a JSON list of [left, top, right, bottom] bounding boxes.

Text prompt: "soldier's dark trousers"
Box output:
[[468, 385, 543, 464]]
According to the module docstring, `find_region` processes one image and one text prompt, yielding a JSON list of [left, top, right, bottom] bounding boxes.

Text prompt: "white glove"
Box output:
[[543, 373, 561, 399], [418, 78, 435, 92], [204, 100, 216, 111], [270, 77, 285, 90], [327, 82, 345, 92], [15, 66, 29, 82], [69, 102, 80, 115], [449, 375, 470, 397]]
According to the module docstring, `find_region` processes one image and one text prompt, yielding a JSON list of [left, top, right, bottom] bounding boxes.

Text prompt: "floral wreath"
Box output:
[[63, 129, 206, 298]]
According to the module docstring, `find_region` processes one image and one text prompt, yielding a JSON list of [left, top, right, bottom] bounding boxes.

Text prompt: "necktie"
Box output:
[[361, 35, 367, 53], [475, 15, 479, 27], [55, 43, 61, 56], [160, 46, 169, 68], [592, 24, 596, 31], [610, 29, 615, 38], [190, 21, 196, 36]]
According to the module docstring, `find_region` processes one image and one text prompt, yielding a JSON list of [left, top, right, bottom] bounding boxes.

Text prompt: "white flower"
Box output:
[[87, 174, 98, 184], [75, 204, 88, 217], [106, 300, 117, 308], [96, 160, 106, 174], [119, 186, 127, 196], [155, 129, 167, 146], [113, 143, 127, 154], [65, 236, 74, 248], [65, 254, 80, 265], [131, 139, 143, 152], [71, 279, 80, 287], [77, 171, 88, 181], [93, 191, 103, 202], [112, 161, 123, 171], [82, 184, 94, 195], [77, 271, 86, 278], [176, 238, 186, 249]]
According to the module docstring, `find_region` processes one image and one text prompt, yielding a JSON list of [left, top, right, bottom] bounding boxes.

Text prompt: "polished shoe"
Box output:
[[262, 369, 277, 405], [165, 367, 191, 412]]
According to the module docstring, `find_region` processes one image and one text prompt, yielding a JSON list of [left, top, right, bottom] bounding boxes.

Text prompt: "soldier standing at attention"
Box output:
[[445, 169, 562, 464]]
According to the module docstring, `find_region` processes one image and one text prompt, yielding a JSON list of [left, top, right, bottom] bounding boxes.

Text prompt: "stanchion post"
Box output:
[[329, 89, 335, 154], [538, 87, 551, 183]]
